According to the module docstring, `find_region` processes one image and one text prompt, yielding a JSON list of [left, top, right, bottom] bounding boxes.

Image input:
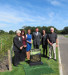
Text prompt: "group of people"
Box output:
[[13, 27, 58, 66]]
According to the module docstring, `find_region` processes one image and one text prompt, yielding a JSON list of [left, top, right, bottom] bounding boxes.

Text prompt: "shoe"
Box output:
[[45, 55, 47, 58], [54, 59, 57, 61], [48, 57, 51, 60], [43, 54, 45, 57], [14, 62, 20, 66], [18, 63, 22, 65], [14, 64, 18, 67]]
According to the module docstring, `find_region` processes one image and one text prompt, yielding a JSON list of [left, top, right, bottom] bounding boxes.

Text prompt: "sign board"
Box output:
[[29, 49, 43, 66]]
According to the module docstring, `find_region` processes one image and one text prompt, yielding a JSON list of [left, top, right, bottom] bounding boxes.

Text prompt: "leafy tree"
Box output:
[[0, 30, 5, 34], [9, 30, 15, 34], [62, 27, 68, 34], [22, 26, 58, 34]]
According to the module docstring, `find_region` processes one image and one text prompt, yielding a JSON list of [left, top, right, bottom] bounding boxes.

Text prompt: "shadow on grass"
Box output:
[[25, 60, 30, 64], [41, 54, 49, 58]]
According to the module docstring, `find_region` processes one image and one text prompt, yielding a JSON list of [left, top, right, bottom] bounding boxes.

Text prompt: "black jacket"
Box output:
[[41, 34, 48, 46], [13, 35, 23, 52]]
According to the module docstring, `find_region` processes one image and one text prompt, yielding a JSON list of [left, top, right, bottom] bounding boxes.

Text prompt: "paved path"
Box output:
[[58, 35, 68, 75]]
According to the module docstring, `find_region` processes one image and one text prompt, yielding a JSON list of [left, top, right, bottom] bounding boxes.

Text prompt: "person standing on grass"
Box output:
[[32, 28, 41, 49], [41, 30, 48, 57], [47, 27, 58, 61], [13, 30, 23, 66], [20, 30, 27, 61], [26, 29, 32, 60]]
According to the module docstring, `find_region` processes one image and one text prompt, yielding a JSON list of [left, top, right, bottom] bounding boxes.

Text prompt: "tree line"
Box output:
[[0, 26, 68, 34]]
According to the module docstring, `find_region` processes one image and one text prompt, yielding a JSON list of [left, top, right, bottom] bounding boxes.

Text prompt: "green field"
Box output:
[[0, 34, 15, 61], [65, 35, 68, 38], [0, 34, 15, 51], [0, 34, 59, 75]]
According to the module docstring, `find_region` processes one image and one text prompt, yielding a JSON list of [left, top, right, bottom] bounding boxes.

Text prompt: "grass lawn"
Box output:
[[65, 35, 68, 38], [0, 45, 59, 75]]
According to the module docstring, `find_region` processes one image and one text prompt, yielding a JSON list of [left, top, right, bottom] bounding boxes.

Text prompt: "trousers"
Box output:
[[49, 43, 56, 59]]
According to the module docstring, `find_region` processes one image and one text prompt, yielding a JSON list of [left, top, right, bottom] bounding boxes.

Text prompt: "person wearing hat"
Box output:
[[13, 30, 23, 66]]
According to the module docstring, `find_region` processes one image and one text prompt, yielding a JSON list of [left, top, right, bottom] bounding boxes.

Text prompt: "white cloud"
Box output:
[[51, 0, 61, 6], [0, 23, 7, 27], [0, 3, 47, 25], [46, 0, 61, 6], [0, 12, 24, 24], [0, 0, 67, 31], [49, 12, 55, 18]]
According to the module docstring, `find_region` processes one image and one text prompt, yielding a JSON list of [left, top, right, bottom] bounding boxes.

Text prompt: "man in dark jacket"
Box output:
[[32, 28, 41, 49], [13, 30, 23, 66]]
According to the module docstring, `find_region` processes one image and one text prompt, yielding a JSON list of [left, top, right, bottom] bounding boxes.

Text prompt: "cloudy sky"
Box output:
[[0, 0, 68, 32]]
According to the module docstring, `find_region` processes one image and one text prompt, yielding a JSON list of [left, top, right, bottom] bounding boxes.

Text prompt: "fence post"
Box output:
[[8, 50, 12, 71]]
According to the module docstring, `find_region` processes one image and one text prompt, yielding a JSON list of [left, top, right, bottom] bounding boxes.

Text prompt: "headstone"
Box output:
[[29, 49, 43, 66]]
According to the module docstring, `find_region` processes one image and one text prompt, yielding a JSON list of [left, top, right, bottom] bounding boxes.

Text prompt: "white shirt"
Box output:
[[36, 32, 38, 36]]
